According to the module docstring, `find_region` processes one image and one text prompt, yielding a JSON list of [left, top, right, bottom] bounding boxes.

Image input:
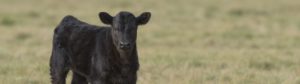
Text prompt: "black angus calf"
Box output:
[[50, 11, 151, 84]]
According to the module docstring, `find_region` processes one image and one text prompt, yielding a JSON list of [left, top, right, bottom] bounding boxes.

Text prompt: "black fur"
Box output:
[[50, 11, 151, 84]]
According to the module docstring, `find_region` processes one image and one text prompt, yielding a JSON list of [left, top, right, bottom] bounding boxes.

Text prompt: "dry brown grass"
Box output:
[[1, 0, 300, 84]]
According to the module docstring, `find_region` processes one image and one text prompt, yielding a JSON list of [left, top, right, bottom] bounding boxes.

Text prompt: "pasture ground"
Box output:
[[1, 0, 300, 84]]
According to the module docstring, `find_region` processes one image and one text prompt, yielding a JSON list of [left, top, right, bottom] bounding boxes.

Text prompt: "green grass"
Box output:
[[1, 0, 300, 84]]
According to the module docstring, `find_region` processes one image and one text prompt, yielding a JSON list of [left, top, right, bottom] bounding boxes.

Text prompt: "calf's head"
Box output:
[[99, 11, 151, 51]]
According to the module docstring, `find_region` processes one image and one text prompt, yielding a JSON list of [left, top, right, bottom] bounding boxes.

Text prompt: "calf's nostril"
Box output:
[[119, 43, 130, 49]]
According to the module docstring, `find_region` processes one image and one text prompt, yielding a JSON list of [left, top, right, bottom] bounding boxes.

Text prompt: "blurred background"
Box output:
[[1, 0, 300, 84]]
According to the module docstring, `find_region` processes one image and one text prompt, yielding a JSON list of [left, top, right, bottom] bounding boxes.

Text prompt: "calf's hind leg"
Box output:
[[50, 46, 70, 84]]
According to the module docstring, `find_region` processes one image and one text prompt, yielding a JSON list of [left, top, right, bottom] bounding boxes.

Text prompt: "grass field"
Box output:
[[1, 0, 300, 84]]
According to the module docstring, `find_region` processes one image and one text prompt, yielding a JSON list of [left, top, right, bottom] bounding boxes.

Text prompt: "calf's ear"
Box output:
[[99, 12, 113, 25], [137, 12, 151, 25]]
